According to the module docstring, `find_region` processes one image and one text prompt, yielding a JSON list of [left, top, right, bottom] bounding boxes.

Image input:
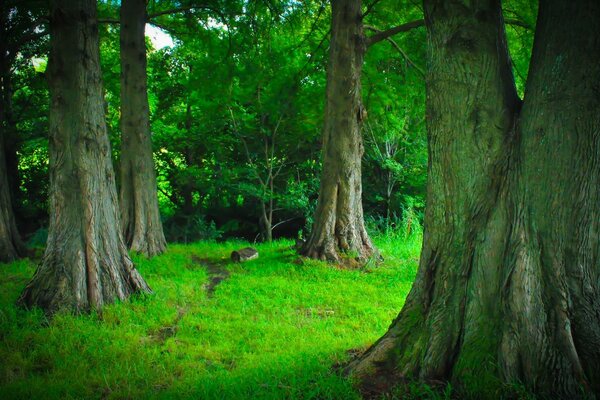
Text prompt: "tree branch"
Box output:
[[364, 25, 425, 76], [98, 18, 119, 24], [361, 0, 383, 20], [504, 18, 532, 30], [147, 6, 196, 19], [366, 19, 424, 47]]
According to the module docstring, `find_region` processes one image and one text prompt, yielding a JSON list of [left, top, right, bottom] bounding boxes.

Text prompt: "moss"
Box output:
[[451, 319, 503, 399]]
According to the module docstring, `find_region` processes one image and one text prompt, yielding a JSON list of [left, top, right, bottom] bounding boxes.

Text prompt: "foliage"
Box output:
[[7, 0, 449, 241]]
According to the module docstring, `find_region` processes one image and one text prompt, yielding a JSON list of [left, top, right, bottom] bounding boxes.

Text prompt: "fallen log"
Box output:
[[231, 247, 259, 263]]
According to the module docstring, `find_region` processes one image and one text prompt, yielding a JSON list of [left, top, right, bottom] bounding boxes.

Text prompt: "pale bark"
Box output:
[[348, 0, 600, 397], [19, 0, 151, 314], [302, 0, 374, 262], [119, 0, 166, 257]]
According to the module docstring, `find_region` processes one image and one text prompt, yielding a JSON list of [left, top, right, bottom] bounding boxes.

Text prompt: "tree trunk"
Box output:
[[259, 203, 273, 243], [0, 8, 21, 211], [19, 0, 151, 314], [0, 21, 25, 262], [348, 0, 600, 397], [0, 129, 25, 263], [119, 0, 166, 257], [301, 0, 374, 262], [181, 102, 195, 216]]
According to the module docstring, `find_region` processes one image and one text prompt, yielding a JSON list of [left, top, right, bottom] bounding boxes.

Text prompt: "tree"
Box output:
[[0, 129, 25, 262], [348, 0, 600, 397], [0, 37, 25, 261], [301, 0, 374, 261], [19, 0, 151, 314], [0, 2, 44, 262], [301, 0, 425, 261], [119, 0, 167, 257]]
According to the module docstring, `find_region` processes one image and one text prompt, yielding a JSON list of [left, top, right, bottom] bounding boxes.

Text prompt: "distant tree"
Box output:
[[300, 0, 373, 261], [119, 0, 167, 257], [348, 0, 600, 397], [19, 0, 151, 313], [301, 0, 424, 261]]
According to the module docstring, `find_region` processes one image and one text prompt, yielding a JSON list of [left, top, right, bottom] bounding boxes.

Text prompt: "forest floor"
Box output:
[[0, 235, 425, 400]]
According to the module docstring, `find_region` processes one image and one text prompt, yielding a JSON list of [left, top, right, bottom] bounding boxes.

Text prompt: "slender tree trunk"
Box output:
[[181, 101, 195, 216], [19, 0, 151, 314], [259, 202, 272, 242], [119, 0, 166, 257], [348, 0, 600, 397], [301, 0, 374, 262]]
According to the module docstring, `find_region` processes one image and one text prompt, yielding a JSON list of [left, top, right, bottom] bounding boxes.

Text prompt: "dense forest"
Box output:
[[1, 0, 599, 399]]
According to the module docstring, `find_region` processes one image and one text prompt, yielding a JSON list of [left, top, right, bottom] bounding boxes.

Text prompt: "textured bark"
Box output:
[[119, 0, 166, 257], [0, 17, 25, 263], [302, 0, 374, 262], [0, 129, 25, 263], [0, 7, 20, 205], [348, 0, 600, 397], [19, 0, 151, 314]]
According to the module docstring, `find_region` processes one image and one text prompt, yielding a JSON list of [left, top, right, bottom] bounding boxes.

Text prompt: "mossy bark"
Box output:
[[348, 0, 600, 397], [19, 0, 151, 314], [302, 0, 374, 262], [119, 0, 166, 257]]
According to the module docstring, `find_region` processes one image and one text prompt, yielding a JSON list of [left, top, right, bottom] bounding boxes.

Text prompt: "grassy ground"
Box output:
[[0, 236, 422, 400]]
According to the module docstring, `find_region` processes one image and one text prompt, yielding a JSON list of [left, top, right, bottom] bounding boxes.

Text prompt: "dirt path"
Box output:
[[191, 255, 231, 298]]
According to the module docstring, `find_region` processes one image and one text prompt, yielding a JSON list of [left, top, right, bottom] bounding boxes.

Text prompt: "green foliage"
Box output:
[[9, 0, 435, 241], [503, 0, 537, 97], [0, 238, 420, 399], [8, 0, 537, 243]]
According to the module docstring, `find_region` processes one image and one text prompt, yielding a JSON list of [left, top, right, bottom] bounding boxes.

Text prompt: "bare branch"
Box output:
[[366, 19, 424, 47], [98, 18, 119, 24], [364, 25, 425, 77], [147, 6, 196, 19], [229, 107, 266, 187]]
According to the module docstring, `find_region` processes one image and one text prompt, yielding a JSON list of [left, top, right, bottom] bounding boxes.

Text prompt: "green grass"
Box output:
[[0, 236, 421, 400]]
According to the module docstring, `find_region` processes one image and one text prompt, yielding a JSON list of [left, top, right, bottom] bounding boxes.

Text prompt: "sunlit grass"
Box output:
[[0, 236, 421, 399]]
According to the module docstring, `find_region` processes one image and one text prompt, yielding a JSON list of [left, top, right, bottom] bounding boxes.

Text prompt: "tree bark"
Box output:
[[0, 128, 25, 263], [19, 0, 151, 314], [259, 202, 273, 243], [348, 0, 600, 397], [0, 15, 25, 263], [301, 0, 374, 262], [119, 0, 166, 257]]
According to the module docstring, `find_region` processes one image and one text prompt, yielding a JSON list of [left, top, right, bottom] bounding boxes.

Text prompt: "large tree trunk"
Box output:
[[19, 0, 151, 314], [119, 0, 166, 257], [301, 0, 374, 262], [0, 19, 25, 263], [0, 129, 25, 263], [348, 0, 600, 397]]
